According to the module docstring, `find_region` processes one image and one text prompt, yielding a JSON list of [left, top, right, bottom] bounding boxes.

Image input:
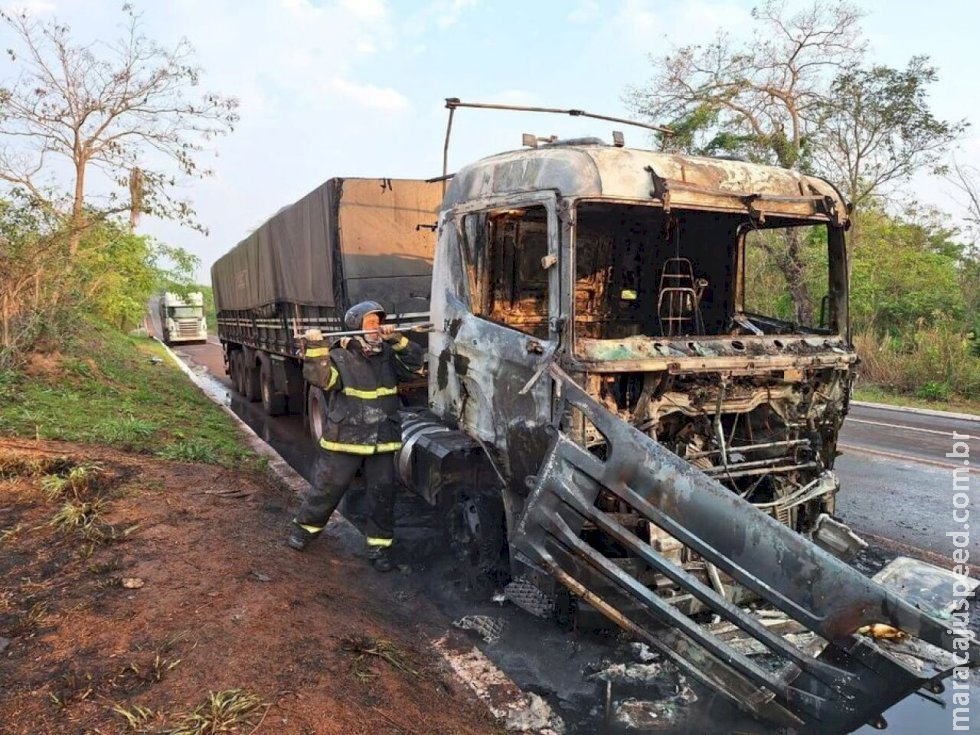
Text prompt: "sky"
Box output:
[[3, 0, 979, 282]]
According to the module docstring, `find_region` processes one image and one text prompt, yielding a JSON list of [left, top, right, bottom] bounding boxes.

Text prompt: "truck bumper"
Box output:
[[511, 365, 979, 733]]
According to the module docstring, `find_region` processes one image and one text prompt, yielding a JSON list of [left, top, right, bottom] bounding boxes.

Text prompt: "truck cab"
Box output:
[[420, 141, 976, 732], [160, 291, 208, 345], [430, 142, 853, 540]]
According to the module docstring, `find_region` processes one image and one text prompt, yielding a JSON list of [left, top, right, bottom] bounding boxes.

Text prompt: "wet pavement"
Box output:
[[168, 341, 979, 734]]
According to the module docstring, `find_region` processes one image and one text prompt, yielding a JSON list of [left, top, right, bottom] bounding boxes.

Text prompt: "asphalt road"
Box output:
[[836, 404, 978, 559]]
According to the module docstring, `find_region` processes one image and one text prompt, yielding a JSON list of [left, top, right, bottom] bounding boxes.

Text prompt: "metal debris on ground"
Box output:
[[453, 614, 506, 644], [613, 698, 681, 731], [431, 636, 565, 734], [589, 661, 665, 685], [503, 576, 554, 618], [630, 642, 658, 663], [250, 571, 271, 582], [503, 692, 565, 734]]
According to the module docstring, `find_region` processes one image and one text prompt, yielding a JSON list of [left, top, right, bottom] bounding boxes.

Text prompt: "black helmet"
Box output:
[[344, 300, 386, 330]]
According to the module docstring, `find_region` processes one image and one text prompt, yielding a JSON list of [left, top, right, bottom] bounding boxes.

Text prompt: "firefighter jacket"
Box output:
[[304, 336, 424, 454]]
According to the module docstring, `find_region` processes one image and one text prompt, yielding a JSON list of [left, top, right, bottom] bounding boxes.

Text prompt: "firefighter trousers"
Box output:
[[294, 450, 395, 546]]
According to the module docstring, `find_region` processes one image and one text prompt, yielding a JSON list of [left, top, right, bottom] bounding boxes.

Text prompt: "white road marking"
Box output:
[[839, 443, 979, 474], [846, 417, 977, 441]]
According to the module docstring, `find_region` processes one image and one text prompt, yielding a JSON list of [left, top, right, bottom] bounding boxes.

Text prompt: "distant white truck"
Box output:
[[160, 292, 208, 345]]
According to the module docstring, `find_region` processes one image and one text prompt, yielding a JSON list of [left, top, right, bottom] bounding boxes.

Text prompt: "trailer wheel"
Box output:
[[229, 351, 240, 393], [449, 487, 509, 584], [260, 362, 287, 416], [231, 352, 245, 395], [243, 357, 261, 402], [307, 387, 326, 443]]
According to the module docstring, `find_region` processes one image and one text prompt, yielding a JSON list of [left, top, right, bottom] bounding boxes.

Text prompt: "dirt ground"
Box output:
[[0, 438, 500, 735]]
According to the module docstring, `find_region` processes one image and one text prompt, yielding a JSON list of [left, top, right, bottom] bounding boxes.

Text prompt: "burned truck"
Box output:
[[214, 135, 978, 733]]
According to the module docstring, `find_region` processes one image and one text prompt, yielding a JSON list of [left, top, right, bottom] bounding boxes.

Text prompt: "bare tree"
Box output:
[[812, 57, 966, 212], [0, 5, 238, 254], [625, 0, 864, 168], [625, 1, 865, 325], [949, 160, 980, 235]]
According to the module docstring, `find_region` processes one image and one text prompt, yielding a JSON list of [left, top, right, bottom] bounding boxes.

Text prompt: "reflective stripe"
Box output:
[[306, 347, 329, 357], [366, 536, 393, 548], [342, 386, 397, 399], [326, 366, 339, 390], [391, 336, 409, 352], [297, 522, 323, 534], [319, 439, 403, 454]]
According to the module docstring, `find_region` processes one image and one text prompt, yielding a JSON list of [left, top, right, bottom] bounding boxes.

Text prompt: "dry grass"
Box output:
[[853, 326, 980, 402], [340, 634, 420, 682], [0, 523, 24, 545], [0, 453, 73, 479], [10, 600, 48, 637], [111, 703, 157, 732], [165, 689, 267, 735]]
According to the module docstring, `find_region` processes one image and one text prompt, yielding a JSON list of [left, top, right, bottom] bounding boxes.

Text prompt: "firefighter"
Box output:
[[288, 300, 424, 572]]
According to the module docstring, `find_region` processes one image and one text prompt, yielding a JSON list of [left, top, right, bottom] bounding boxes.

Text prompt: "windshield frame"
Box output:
[[565, 196, 850, 363]]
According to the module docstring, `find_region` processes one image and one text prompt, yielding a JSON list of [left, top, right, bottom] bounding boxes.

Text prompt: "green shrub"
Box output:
[[915, 381, 952, 401]]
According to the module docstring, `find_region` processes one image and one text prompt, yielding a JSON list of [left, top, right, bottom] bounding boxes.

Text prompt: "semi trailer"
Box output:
[[213, 115, 978, 732]]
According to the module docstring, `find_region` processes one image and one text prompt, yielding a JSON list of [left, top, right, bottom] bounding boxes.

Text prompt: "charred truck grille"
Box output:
[[511, 365, 978, 733]]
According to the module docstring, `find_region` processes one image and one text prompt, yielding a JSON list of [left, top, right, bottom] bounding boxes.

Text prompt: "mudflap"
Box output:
[[511, 365, 979, 734]]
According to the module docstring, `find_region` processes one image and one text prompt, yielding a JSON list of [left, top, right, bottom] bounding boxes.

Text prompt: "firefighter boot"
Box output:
[[366, 544, 393, 572], [287, 525, 319, 551]]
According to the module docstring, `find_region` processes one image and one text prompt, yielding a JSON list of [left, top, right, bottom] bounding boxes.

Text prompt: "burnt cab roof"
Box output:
[[443, 143, 848, 226]]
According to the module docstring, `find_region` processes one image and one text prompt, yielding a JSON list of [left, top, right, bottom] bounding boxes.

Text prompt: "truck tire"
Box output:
[[307, 386, 326, 444], [234, 352, 248, 397], [229, 350, 240, 393], [260, 361, 287, 416], [243, 356, 261, 402]]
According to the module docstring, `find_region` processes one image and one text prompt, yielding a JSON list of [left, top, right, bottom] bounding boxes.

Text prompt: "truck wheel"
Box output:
[[307, 387, 326, 444], [260, 362, 287, 416], [449, 487, 509, 584], [233, 352, 247, 396], [229, 351, 240, 392], [243, 357, 261, 402]]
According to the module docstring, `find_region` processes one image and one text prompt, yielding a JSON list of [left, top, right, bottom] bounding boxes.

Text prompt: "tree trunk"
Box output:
[[780, 228, 815, 326], [1, 292, 9, 349], [69, 161, 86, 256]]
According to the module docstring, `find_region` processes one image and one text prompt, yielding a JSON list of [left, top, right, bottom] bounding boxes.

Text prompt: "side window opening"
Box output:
[[462, 206, 550, 338]]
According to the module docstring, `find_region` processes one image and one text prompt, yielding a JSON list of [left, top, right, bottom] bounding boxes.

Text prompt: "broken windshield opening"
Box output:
[[573, 202, 738, 341], [572, 202, 837, 345], [740, 221, 831, 334]]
